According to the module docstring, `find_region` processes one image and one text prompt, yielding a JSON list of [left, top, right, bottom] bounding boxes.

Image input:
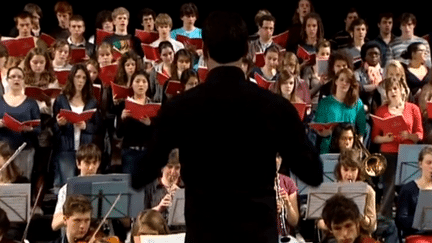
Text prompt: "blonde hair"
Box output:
[[384, 60, 409, 101], [112, 7, 129, 19], [155, 13, 173, 28]]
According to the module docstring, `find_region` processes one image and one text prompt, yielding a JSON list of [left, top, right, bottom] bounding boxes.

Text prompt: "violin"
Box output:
[[76, 194, 122, 243]]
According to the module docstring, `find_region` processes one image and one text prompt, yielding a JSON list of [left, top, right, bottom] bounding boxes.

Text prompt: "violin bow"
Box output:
[[89, 193, 122, 243], [0, 142, 27, 174], [20, 185, 44, 243]]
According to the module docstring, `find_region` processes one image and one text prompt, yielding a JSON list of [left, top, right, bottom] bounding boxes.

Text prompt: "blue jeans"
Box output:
[[52, 151, 77, 188], [121, 148, 147, 175]]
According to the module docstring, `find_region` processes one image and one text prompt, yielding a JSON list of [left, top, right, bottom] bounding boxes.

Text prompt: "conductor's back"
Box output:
[[133, 11, 323, 243]]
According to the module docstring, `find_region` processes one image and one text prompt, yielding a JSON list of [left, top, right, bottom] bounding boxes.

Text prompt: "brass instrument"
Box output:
[[356, 138, 387, 177]]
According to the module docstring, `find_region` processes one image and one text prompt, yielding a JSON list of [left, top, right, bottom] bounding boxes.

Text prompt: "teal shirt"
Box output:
[[171, 27, 202, 40], [314, 95, 366, 154]]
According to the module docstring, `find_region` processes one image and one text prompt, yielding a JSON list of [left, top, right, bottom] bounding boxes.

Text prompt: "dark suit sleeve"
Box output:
[[131, 101, 178, 189], [276, 100, 323, 187]]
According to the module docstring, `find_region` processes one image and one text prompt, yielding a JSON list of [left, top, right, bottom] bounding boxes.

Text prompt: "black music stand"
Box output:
[[66, 174, 144, 219], [306, 182, 368, 219], [413, 190, 432, 231], [0, 184, 31, 222]]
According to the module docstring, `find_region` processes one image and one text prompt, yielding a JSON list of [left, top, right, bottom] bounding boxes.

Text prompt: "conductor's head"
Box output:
[[202, 11, 249, 66]]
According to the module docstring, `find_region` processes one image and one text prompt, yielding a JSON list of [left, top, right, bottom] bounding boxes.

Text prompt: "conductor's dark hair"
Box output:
[[322, 194, 361, 228], [0, 208, 10, 236], [202, 11, 249, 64]]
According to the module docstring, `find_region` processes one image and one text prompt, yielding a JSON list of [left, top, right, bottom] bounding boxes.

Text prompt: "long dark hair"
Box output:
[[329, 123, 360, 153], [62, 64, 94, 104], [114, 51, 144, 86]]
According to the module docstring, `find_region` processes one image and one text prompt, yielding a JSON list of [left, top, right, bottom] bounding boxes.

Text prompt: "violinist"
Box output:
[[51, 195, 92, 243]]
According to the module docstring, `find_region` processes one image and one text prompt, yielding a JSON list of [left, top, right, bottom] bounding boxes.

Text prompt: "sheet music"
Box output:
[[0, 184, 30, 222], [306, 182, 368, 219], [135, 233, 186, 243]]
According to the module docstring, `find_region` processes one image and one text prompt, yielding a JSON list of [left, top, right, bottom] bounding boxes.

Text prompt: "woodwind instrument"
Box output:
[[275, 173, 289, 238], [0, 142, 27, 174]]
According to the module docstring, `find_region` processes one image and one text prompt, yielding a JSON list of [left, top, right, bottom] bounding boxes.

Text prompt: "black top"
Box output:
[[132, 66, 323, 243]]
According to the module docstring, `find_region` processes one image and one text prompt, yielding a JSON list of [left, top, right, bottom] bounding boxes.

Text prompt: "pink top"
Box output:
[[371, 102, 424, 153]]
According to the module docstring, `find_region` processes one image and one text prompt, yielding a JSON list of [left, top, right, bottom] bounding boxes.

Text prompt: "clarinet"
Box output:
[[275, 173, 291, 242]]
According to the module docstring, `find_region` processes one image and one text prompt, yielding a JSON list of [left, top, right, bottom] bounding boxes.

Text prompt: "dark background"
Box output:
[[1, 0, 431, 43]]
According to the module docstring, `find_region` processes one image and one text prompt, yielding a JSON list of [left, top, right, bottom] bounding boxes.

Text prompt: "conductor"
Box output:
[[132, 11, 323, 243]]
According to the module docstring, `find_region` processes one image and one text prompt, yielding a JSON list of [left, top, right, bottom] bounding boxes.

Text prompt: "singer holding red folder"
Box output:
[[132, 11, 323, 243], [52, 64, 100, 189], [116, 70, 154, 175], [0, 67, 40, 181], [371, 77, 423, 218]]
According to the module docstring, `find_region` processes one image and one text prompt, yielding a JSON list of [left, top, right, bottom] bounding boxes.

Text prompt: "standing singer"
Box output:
[[132, 11, 323, 243]]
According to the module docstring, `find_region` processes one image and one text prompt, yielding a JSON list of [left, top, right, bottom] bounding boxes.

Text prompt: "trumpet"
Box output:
[[355, 138, 387, 177]]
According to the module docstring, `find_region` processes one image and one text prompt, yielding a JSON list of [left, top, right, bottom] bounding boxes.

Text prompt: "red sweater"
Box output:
[[371, 102, 423, 153]]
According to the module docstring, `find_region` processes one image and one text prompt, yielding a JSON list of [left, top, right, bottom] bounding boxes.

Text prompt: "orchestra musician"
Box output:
[[51, 195, 92, 243]]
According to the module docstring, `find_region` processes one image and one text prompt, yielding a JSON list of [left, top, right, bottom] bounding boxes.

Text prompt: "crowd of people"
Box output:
[[0, 0, 432, 242]]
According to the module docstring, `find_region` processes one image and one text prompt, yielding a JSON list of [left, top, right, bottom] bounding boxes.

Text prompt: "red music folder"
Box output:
[[39, 33, 56, 47], [141, 44, 160, 61], [254, 52, 265, 68], [370, 114, 408, 136], [157, 71, 170, 86], [25, 87, 62, 101], [58, 108, 97, 124], [292, 103, 311, 121], [176, 35, 203, 50], [308, 122, 339, 132], [125, 99, 161, 120], [99, 64, 119, 86], [112, 49, 122, 61], [134, 29, 159, 44], [111, 82, 133, 100], [2, 113, 40, 132], [165, 80, 183, 96], [1, 37, 35, 57], [272, 30, 290, 48], [69, 48, 86, 64], [254, 73, 274, 90], [197, 66, 208, 83], [54, 70, 70, 86], [92, 84, 101, 104], [297, 45, 316, 64], [96, 29, 113, 46]]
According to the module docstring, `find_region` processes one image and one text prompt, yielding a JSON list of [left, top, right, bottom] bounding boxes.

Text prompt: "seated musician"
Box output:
[[52, 144, 101, 231], [321, 194, 380, 243], [143, 148, 183, 229], [317, 149, 377, 240], [51, 195, 92, 243], [396, 146, 432, 242], [0, 141, 29, 184], [130, 209, 170, 242]]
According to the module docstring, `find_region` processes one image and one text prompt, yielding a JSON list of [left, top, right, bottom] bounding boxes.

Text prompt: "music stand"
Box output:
[[413, 189, 432, 231], [305, 182, 368, 219], [167, 188, 185, 226], [395, 145, 430, 185], [292, 153, 340, 196], [0, 184, 30, 222], [134, 233, 186, 243], [67, 174, 144, 219]]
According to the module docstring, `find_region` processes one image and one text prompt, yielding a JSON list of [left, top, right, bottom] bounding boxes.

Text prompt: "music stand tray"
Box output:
[[0, 184, 30, 222], [66, 174, 144, 219], [306, 182, 368, 219]]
